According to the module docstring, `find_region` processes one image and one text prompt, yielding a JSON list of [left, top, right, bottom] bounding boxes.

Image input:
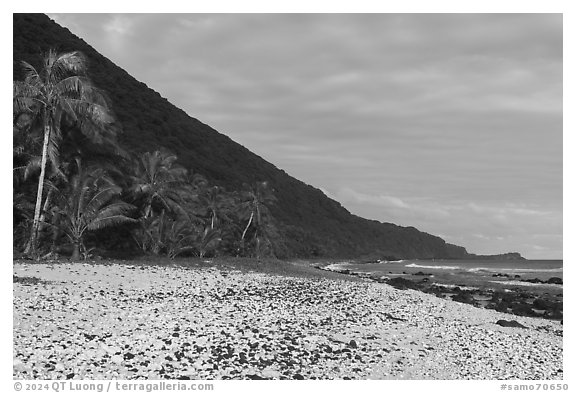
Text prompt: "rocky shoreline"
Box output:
[[13, 261, 563, 380], [318, 263, 563, 321]]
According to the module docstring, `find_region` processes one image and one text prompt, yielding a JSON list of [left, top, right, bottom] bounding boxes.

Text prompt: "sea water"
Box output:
[[337, 259, 563, 294]]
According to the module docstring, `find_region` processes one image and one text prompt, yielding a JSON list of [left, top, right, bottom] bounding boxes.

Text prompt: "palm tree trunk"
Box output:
[[255, 203, 262, 260], [71, 241, 81, 260], [241, 211, 254, 241], [39, 188, 53, 230], [38, 188, 54, 255], [29, 121, 51, 256]]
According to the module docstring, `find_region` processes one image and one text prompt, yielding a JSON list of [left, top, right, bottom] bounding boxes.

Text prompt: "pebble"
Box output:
[[13, 262, 563, 380]]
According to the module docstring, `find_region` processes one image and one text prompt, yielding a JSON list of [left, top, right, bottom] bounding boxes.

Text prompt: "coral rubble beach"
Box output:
[[13, 260, 563, 380]]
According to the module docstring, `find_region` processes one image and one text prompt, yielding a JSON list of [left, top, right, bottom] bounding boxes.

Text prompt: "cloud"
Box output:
[[326, 186, 562, 258], [47, 13, 563, 259], [102, 14, 133, 36], [337, 188, 411, 209]]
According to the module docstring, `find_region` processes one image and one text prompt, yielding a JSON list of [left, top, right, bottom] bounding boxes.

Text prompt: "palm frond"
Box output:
[[93, 202, 135, 220], [13, 96, 39, 116], [80, 84, 111, 108], [82, 187, 120, 218], [23, 156, 42, 180], [55, 51, 87, 75], [19, 61, 41, 87], [76, 170, 116, 210], [67, 100, 114, 127], [42, 179, 60, 194], [13, 80, 41, 99], [49, 51, 87, 84], [53, 95, 80, 123], [54, 75, 90, 97], [87, 214, 137, 231], [169, 246, 197, 259]]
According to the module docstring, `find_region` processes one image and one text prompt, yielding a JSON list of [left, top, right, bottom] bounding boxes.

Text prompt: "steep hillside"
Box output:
[[13, 13, 482, 259]]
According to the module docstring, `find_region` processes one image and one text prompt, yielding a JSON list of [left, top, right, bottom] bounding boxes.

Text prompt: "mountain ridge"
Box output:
[[13, 13, 524, 260]]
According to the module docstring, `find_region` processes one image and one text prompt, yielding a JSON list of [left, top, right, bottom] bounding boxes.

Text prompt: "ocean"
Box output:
[[321, 258, 563, 319], [326, 259, 563, 295]]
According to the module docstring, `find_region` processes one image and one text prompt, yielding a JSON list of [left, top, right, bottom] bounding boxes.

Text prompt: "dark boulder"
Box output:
[[510, 302, 536, 317], [533, 298, 552, 310], [386, 277, 420, 290], [523, 278, 544, 284], [496, 319, 528, 329], [495, 302, 510, 312], [451, 291, 476, 305], [246, 374, 266, 380]]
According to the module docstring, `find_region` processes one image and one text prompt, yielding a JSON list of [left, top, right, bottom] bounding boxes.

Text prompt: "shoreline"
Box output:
[[317, 261, 563, 321], [13, 259, 563, 380]]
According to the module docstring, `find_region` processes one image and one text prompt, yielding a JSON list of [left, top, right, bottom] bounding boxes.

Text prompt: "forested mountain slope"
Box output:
[[13, 13, 492, 259]]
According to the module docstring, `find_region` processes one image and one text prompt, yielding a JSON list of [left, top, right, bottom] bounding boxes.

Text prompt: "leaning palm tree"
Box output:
[[13, 121, 69, 254], [238, 181, 277, 259], [52, 165, 136, 260], [13, 50, 115, 256]]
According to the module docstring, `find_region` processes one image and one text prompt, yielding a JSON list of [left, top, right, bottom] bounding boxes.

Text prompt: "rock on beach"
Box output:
[[13, 262, 563, 380]]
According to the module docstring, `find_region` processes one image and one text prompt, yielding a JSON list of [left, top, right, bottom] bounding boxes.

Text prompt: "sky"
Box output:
[[48, 13, 563, 259]]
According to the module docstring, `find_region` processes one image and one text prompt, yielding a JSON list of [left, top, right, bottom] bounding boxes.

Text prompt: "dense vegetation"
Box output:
[[13, 13, 482, 260], [14, 49, 282, 260]]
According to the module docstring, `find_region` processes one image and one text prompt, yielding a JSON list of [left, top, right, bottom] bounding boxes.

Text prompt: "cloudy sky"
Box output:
[[49, 13, 563, 259]]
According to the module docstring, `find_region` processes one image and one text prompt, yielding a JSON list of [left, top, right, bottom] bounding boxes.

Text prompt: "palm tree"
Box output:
[[198, 185, 235, 230], [13, 50, 115, 256], [194, 227, 222, 258], [238, 181, 277, 259], [161, 216, 220, 259], [163, 216, 196, 259], [53, 165, 136, 260], [129, 150, 188, 219], [13, 122, 66, 253]]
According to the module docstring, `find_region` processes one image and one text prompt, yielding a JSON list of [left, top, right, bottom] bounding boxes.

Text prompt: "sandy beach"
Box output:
[[13, 260, 563, 380]]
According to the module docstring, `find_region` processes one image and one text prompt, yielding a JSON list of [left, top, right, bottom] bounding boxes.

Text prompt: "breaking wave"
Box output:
[[489, 280, 563, 287], [467, 267, 563, 274], [405, 263, 461, 270], [322, 263, 352, 271], [378, 259, 405, 264], [495, 268, 563, 273]]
